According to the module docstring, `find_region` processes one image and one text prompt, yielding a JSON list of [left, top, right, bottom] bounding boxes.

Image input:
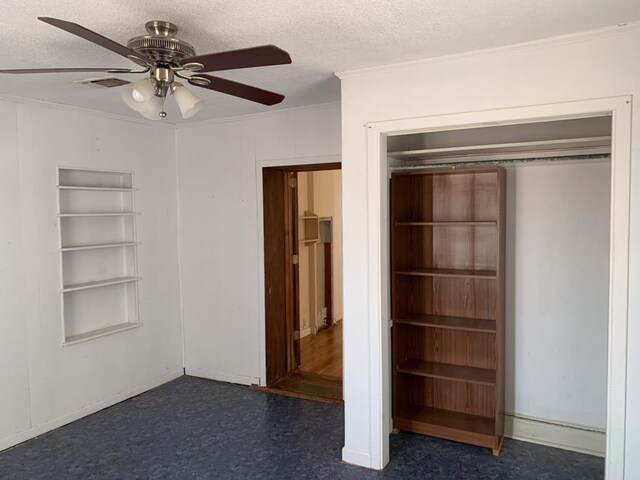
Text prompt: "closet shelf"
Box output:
[[63, 322, 142, 346], [394, 267, 497, 279], [397, 359, 496, 386], [57, 186, 137, 192], [395, 221, 497, 226], [58, 212, 140, 217], [62, 276, 141, 293], [394, 314, 496, 333], [388, 135, 612, 162], [394, 406, 495, 446], [60, 242, 140, 252]]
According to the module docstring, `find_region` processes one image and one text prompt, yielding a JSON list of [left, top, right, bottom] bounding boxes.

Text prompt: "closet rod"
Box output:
[[388, 154, 610, 173]]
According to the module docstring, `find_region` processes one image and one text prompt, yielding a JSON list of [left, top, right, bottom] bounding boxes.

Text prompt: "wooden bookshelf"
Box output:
[[391, 167, 505, 455], [394, 314, 496, 333], [394, 267, 497, 279], [397, 359, 496, 385]]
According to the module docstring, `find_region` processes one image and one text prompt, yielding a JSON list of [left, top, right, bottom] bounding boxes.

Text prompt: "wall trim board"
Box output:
[[342, 447, 374, 469], [185, 369, 260, 387], [336, 22, 640, 79], [177, 101, 341, 130], [354, 96, 631, 475], [174, 126, 187, 371], [255, 154, 342, 386], [505, 414, 606, 457], [0, 94, 175, 129], [0, 369, 183, 452], [300, 326, 313, 338]]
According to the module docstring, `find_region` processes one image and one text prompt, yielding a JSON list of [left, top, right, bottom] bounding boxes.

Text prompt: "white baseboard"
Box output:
[[342, 446, 373, 468], [300, 326, 312, 338], [185, 367, 260, 387], [0, 369, 183, 452], [505, 413, 605, 457]]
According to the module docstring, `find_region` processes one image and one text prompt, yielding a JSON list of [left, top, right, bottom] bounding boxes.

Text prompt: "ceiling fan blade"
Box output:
[[0, 67, 132, 74], [38, 17, 148, 65], [188, 74, 284, 105], [181, 45, 291, 72]]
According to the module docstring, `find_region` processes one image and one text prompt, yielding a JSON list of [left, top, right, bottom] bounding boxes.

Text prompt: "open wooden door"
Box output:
[[288, 172, 301, 368], [263, 168, 299, 385], [263, 168, 288, 384]]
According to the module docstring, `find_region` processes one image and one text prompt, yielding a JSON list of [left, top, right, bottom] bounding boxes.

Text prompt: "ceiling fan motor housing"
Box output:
[[127, 21, 196, 65]]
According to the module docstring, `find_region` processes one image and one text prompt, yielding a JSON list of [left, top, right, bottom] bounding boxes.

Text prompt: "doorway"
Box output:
[[262, 163, 343, 402]]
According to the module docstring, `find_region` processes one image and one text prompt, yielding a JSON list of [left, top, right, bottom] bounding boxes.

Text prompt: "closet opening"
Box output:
[[385, 114, 614, 472], [262, 163, 343, 402]]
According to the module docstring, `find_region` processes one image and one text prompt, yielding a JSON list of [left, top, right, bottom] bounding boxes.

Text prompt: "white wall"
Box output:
[[0, 99, 183, 450], [505, 162, 610, 429], [298, 171, 313, 335], [338, 24, 640, 475], [312, 170, 343, 323], [176, 103, 341, 385]]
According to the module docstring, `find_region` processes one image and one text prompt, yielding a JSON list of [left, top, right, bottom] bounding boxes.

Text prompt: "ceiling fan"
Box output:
[[0, 17, 292, 119]]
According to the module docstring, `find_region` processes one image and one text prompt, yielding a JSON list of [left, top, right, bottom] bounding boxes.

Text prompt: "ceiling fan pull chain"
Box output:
[[159, 95, 167, 118]]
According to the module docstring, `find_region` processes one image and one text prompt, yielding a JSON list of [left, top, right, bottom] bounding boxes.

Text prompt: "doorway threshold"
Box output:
[[255, 371, 343, 404]]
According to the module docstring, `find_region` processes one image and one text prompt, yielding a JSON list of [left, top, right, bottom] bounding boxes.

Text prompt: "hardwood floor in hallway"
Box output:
[[299, 322, 342, 378], [265, 322, 343, 402]]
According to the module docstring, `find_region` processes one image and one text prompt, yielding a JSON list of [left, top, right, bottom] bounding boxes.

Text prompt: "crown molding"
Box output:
[[336, 21, 640, 80], [0, 93, 176, 128], [0, 93, 341, 129], [177, 101, 341, 129]]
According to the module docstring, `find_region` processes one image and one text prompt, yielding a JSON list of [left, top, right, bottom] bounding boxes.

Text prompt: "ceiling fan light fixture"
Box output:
[[120, 77, 157, 113], [172, 82, 204, 119], [120, 84, 148, 112], [132, 77, 155, 102], [137, 94, 164, 120]]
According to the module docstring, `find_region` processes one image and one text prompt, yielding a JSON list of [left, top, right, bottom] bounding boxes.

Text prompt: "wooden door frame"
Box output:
[[257, 155, 341, 386]]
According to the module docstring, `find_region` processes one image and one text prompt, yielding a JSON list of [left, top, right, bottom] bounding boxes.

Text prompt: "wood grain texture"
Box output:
[[396, 375, 496, 418], [299, 322, 342, 378], [267, 370, 342, 402], [394, 314, 496, 333], [263, 168, 288, 385], [288, 172, 300, 369], [395, 405, 497, 448], [394, 267, 496, 279], [391, 167, 505, 453], [397, 359, 496, 385]]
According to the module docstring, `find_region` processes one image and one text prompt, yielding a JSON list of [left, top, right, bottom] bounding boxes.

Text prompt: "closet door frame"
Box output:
[[362, 96, 631, 477]]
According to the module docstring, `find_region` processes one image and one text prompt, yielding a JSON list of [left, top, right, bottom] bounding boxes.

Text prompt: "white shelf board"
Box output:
[[60, 242, 140, 252], [58, 212, 140, 217], [63, 322, 142, 346], [62, 276, 141, 293], [388, 136, 612, 162], [57, 186, 137, 192]]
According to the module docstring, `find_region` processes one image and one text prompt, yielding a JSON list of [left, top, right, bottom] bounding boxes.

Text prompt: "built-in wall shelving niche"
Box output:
[[57, 167, 142, 346]]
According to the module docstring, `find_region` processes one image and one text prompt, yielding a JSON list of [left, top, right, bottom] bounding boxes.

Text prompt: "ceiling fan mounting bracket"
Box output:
[[127, 21, 196, 65]]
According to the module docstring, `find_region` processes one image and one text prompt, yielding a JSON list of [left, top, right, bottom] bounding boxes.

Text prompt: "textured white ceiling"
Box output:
[[1, 0, 639, 123]]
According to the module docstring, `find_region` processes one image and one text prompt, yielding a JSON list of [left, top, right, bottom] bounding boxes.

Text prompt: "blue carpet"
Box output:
[[0, 376, 603, 479]]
